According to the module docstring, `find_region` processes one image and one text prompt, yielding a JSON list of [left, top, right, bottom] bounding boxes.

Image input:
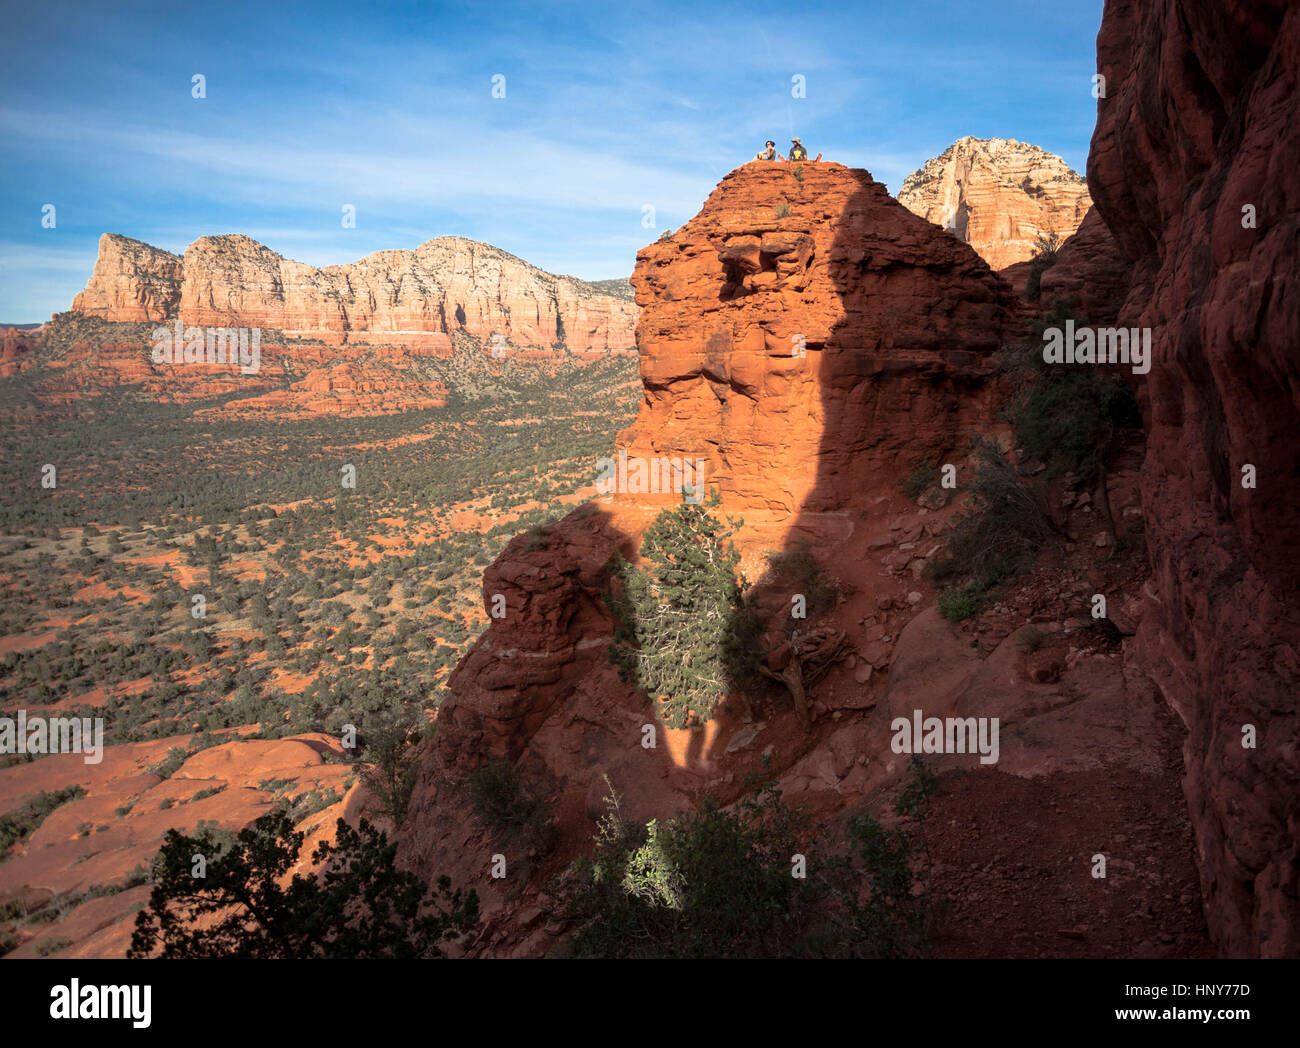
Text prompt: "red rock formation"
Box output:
[[38, 232, 638, 417], [72, 234, 638, 353], [898, 137, 1093, 269], [71, 235, 182, 322], [1088, 0, 1300, 957], [400, 161, 1017, 953], [999, 206, 1133, 329], [0, 327, 38, 376], [28, 319, 321, 410], [1035, 208, 1131, 324], [206, 360, 449, 419], [623, 161, 1012, 547]]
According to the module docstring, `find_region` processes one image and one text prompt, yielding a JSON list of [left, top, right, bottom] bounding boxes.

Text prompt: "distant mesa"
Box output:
[[898, 136, 1091, 270], [70, 232, 638, 354]]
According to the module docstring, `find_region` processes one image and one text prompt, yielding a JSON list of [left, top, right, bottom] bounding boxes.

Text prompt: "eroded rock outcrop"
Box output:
[[72, 233, 638, 353], [1088, 0, 1300, 957], [899, 136, 1093, 269], [1035, 208, 1131, 324], [624, 161, 1013, 549], [0, 327, 38, 376], [71, 235, 182, 323], [400, 160, 1017, 953]]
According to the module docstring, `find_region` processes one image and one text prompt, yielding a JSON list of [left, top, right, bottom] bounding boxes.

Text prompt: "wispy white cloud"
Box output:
[[0, 105, 714, 218]]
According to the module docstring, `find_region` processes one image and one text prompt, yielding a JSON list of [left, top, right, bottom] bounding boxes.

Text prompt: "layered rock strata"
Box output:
[[71, 233, 637, 353], [899, 136, 1093, 269]]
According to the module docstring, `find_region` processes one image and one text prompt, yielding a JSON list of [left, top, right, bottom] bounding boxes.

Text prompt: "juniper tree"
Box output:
[[128, 812, 477, 958], [358, 715, 425, 828], [608, 492, 757, 729]]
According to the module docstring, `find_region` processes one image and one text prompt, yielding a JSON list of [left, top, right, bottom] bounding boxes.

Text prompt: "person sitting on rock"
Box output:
[[755, 140, 779, 161], [789, 137, 808, 161]]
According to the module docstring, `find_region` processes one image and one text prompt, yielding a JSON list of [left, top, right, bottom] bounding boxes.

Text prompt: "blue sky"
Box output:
[[0, 0, 1104, 322]]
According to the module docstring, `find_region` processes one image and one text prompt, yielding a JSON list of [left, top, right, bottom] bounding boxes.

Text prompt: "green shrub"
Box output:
[[899, 455, 941, 501], [765, 540, 841, 617], [1023, 231, 1061, 301], [0, 786, 86, 855], [1033, 231, 1062, 257], [358, 716, 425, 829], [281, 786, 341, 824], [820, 814, 933, 958], [466, 759, 556, 857], [607, 492, 757, 729], [774, 202, 791, 219], [929, 438, 1056, 592], [894, 755, 942, 818], [937, 586, 979, 622], [148, 746, 190, 779], [523, 523, 551, 551], [1016, 625, 1046, 653], [1000, 301, 1141, 482], [553, 776, 932, 959], [1011, 368, 1138, 483], [553, 777, 808, 958]]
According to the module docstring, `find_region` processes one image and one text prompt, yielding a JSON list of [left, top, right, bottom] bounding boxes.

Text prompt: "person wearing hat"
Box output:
[[789, 137, 808, 162], [755, 140, 779, 161]]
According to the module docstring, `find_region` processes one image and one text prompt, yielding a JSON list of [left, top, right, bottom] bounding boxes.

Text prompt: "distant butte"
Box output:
[[898, 136, 1092, 270], [70, 232, 638, 354]]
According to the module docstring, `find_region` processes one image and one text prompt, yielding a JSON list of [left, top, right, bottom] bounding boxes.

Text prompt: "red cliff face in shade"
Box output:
[[1088, 0, 1300, 957], [399, 161, 1016, 954], [70, 233, 638, 354], [1034, 208, 1131, 324]]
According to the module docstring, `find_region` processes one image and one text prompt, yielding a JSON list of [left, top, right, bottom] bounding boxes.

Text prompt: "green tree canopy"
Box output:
[[608, 492, 756, 729], [128, 811, 477, 958]]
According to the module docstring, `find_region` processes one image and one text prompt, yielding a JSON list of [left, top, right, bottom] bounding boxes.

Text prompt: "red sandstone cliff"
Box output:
[[400, 161, 1018, 954], [394, 68, 1299, 955], [622, 162, 1010, 543], [71, 232, 638, 354], [1035, 208, 1131, 323], [70, 235, 183, 322], [898, 137, 1093, 270], [1085, 0, 1300, 957]]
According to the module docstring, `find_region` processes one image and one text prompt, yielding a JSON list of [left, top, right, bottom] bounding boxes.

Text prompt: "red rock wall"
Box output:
[[624, 162, 1012, 550], [0, 327, 37, 376], [1035, 209, 1131, 325], [1089, 0, 1300, 956]]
